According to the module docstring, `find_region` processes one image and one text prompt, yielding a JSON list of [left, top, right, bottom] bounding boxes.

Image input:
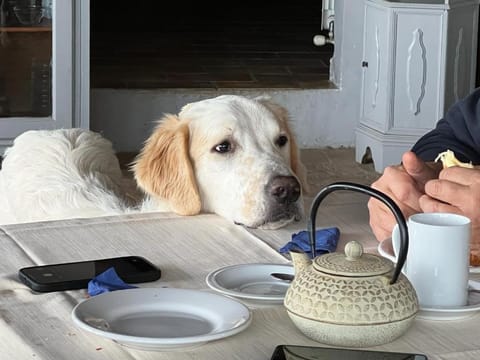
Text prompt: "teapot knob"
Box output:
[[345, 241, 363, 261]]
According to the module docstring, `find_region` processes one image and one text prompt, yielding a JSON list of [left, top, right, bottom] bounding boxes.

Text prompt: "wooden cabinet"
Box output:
[[355, 0, 479, 172], [0, 0, 89, 154]]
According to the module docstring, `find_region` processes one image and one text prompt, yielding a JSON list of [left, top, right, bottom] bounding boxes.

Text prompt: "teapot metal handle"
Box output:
[[308, 181, 408, 285]]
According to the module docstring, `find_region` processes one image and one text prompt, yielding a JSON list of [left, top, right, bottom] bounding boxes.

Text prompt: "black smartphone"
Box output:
[[271, 345, 428, 360], [18, 256, 161, 292]]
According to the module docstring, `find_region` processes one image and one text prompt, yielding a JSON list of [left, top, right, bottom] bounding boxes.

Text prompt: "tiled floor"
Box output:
[[90, 1, 334, 89]]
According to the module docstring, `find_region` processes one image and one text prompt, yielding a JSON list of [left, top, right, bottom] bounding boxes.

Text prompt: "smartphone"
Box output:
[[18, 256, 161, 292], [271, 345, 428, 360]]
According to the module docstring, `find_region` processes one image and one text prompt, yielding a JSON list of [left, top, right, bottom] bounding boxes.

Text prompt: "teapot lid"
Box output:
[[313, 241, 393, 277]]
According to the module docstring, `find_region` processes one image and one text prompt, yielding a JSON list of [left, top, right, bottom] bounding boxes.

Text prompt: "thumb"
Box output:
[[401, 151, 437, 187]]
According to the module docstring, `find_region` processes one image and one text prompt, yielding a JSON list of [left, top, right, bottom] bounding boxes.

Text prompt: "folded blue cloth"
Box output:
[[279, 227, 340, 258], [87, 267, 137, 296]]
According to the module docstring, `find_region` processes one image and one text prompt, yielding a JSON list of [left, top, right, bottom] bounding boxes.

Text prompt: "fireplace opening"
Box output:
[[90, 1, 334, 89]]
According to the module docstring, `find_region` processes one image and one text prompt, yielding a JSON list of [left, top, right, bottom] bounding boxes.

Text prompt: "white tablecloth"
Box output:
[[1, 202, 479, 360]]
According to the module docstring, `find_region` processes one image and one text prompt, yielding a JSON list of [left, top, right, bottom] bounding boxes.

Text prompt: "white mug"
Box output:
[[388, 212, 471, 308]]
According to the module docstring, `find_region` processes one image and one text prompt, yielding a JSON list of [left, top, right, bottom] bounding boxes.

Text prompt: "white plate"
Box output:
[[71, 288, 252, 351], [377, 237, 480, 273], [206, 263, 294, 306], [417, 291, 480, 321]]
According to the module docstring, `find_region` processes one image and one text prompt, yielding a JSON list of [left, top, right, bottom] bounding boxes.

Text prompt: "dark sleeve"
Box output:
[[411, 87, 480, 164]]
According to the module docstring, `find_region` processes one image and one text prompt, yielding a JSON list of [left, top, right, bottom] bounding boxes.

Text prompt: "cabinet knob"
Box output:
[[362, 61, 368, 67]]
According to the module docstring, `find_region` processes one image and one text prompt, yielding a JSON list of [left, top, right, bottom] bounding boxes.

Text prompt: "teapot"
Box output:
[[283, 182, 418, 348]]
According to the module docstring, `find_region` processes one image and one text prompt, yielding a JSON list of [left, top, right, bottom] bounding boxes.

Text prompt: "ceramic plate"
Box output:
[[417, 291, 480, 321], [71, 288, 252, 351], [377, 237, 480, 273], [206, 263, 294, 306]]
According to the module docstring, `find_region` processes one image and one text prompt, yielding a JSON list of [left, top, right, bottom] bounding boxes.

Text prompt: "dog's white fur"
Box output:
[[0, 95, 307, 229]]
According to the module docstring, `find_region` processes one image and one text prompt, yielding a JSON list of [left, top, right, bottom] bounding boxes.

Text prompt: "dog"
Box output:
[[0, 95, 307, 229]]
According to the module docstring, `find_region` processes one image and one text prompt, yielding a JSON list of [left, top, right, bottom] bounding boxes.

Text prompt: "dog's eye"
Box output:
[[276, 135, 288, 147], [214, 141, 232, 153]]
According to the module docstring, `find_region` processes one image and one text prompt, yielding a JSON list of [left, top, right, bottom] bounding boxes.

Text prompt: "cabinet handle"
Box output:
[[362, 61, 368, 67]]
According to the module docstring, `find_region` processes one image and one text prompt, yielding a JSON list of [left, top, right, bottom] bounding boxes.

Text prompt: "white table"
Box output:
[[1, 199, 479, 360]]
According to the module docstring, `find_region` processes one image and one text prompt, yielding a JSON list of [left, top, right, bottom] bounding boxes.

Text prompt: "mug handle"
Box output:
[[308, 181, 408, 285]]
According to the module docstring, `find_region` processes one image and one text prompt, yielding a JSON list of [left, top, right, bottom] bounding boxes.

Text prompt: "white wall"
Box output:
[[90, 0, 365, 153]]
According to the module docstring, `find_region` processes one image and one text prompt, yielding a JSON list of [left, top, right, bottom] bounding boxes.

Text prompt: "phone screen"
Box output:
[[271, 345, 428, 360], [18, 256, 161, 292]]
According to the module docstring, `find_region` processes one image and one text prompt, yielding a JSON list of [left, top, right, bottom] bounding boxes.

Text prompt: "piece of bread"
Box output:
[[435, 149, 474, 169]]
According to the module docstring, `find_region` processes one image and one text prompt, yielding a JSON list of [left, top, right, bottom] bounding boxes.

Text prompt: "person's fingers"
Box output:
[[367, 196, 418, 241], [370, 223, 392, 243], [373, 167, 423, 212], [424, 176, 480, 222], [367, 198, 395, 241], [418, 193, 464, 215], [367, 153, 435, 243], [402, 151, 440, 188], [424, 179, 470, 208], [438, 166, 480, 186]]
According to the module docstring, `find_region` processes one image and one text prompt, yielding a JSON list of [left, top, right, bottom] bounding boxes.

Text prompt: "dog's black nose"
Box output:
[[267, 176, 301, 204]]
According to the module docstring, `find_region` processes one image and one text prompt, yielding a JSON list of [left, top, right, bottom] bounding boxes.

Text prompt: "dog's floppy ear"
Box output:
[[255, 97, 310, 194], [132, 114, 201, 215]]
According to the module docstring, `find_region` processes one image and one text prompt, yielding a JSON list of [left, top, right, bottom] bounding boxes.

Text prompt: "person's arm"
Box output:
[[369, 88, 480, 244], [412, 87, 480, 164]]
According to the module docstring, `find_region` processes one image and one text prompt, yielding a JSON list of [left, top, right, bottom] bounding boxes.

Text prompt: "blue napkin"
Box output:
[[279, 227, 340, 258], [87, 267, 137, 296]]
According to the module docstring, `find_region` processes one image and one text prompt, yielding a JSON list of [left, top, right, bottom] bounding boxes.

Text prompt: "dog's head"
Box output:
[[133, 95, 308, 229]]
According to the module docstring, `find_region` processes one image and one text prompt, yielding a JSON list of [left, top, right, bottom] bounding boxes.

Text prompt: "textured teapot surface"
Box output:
[[284, 241, 418, 347], [284, 263, 418, 325], [290, 183, 417, 347]]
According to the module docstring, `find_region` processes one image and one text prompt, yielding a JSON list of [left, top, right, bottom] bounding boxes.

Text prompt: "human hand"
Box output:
[[368, 151, 441, 242], [420, 166, 480, 257]]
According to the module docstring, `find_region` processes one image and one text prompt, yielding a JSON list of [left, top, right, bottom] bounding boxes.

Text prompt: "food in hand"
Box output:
[[435, 149, 474, 169], [436, 150, 479, 266]]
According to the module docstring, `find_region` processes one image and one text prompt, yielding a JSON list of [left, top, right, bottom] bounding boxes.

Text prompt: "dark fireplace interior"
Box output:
[[90, 1, 334, 89]]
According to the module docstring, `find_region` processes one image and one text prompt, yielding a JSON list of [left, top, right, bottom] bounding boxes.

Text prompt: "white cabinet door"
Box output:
[[360, 3, 391, 133], [356, 0, 479, 172], [392, 9, 445, 135], [0, 0, 89, 154]]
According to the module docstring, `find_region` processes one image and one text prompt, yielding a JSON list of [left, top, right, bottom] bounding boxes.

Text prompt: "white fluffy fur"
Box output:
[[0, 129, 135, 224], [0, 95, 306, 228]]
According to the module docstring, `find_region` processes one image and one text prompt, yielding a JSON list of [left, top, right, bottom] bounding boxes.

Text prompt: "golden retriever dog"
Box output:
[[0, 95, 307, 229]]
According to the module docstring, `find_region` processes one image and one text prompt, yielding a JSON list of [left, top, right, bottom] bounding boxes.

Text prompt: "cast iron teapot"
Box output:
[[283, 182, 418, 348]]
